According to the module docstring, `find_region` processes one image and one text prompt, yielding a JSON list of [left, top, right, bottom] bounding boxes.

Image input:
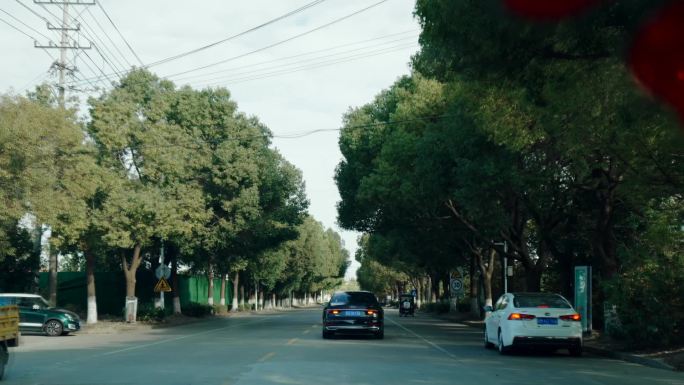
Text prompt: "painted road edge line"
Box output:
[[101, 317, 272, 356], [387, 317, 462, 363]]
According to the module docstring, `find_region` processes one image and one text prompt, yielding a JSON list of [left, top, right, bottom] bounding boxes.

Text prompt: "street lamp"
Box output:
[[493, 241, 509, 293]]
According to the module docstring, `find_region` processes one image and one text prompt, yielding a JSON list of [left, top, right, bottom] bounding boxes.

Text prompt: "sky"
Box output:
[[0, 0, 420, 280]]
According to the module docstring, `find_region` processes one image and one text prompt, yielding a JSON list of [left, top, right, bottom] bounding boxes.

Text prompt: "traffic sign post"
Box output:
[[154, 242, 171, 309], [155, 264, 171, 280], [154, 277, 172, 293]]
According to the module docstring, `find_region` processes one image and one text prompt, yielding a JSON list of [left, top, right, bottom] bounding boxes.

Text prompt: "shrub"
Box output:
[[137, 303, 166, 323], [182, 302, 214, 317], [421, 301, 450, 314], [456, 300, 471, 313], [605, 254, 684, 348]]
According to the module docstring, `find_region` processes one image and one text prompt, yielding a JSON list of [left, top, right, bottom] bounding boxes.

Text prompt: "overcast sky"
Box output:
[[0, 0, 420, 280]]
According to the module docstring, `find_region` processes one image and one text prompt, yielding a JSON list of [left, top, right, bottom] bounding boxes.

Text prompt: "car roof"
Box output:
[[0, 293, 42, 298]]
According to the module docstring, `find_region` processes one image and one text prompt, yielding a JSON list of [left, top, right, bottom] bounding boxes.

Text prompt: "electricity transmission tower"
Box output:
[[33, 0, 94, 107]]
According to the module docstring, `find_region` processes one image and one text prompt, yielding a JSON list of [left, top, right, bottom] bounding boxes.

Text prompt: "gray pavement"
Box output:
[[3, 308, 683, 385]]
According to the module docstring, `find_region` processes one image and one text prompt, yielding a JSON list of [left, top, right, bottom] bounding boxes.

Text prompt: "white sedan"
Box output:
[[484, 292, 583, 356]]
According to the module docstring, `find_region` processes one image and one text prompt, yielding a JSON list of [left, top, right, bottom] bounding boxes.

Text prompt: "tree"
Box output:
[[88, 70, 208, 319]]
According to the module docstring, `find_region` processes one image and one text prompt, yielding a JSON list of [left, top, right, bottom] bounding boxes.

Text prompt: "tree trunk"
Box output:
[[220, 274, 226, 306], [415, 278, 423, 308], [84, 244, 97, 324], [469, 256, 479, 318], [232, 271, 239, 311], [442, 274, 450, 302], [207, 267, 214, 306], [122, 244, 143, 323], [239, 283, 245, 309], [476, 249, 496, 315], [48, 248, 58, 308], [525, 266, 543, 292], [123, 244, 143, 298], [172, 253, 181, 314], [254, 282, 259, 311]]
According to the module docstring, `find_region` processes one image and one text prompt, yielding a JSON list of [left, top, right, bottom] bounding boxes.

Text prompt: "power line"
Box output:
[[188, 40, 418, 86], [84, 6, 132, 68], [15, 0, 48, 22], [163, 0, 390, 79], [274, 114, 454, 139], [96, 0, 143, 66], [80, 47, 114, 88], [145, 0, 328, 68], [0, 14, 38, 40], [68, 29, 418, 87], [75, 0, 390, 85], [0, 8, 52, 41], [170, 31, 418, 83], [73, 11, 127, 76], [197, 42, 418, 87], [113, 114, 457, 151]]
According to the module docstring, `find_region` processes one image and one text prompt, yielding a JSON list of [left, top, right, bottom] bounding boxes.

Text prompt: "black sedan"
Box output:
[[322, 291, 384, 339]]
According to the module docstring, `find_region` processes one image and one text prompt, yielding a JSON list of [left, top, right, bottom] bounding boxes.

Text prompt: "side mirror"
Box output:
[[483, 305, 493, 313]]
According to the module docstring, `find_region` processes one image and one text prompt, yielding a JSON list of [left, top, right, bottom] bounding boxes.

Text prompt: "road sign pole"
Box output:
[[156, 242, 165, 310]]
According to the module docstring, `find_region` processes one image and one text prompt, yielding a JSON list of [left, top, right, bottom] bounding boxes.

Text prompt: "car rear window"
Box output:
[[513, 294, 571, 309], [330, 292, 378, 306]]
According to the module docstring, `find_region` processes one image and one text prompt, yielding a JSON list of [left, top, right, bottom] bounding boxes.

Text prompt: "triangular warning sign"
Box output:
[[452, 270, 462, 279], [154, 277, 172, 292]]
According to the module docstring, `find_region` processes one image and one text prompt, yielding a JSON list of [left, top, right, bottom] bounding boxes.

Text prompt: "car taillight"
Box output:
[[508, 313, 536, 320], [560, 313, 582, 321], [327, 309, 341, 315], [366, 309, 378, 317]]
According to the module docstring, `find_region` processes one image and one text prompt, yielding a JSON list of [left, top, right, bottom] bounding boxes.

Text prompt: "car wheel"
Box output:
[[569, 346, 583, 357], [484, 328, 494, 349], [322, 330, 333, 339], [44, 319, 63, 337], [7, 336, 18, 347], [0, 343, 7, 380], [375, 329, 384, 340], [497, 330, 510, 355]]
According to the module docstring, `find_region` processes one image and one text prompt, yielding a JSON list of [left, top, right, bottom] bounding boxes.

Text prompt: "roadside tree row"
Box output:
[[336, 0, 684, 348], [0, 69, 348, 323]]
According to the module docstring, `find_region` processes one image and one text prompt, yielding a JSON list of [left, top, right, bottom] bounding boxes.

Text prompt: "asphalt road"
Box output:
[[3, 308, 683, 385]]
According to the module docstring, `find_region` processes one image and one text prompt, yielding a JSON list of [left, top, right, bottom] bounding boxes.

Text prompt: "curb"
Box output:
[[426, 312, 677, 371], [583, 346, 676, 371]]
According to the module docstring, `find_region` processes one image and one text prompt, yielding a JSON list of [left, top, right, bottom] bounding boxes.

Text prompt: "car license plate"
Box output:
[[537, 317, 558, 325], [346, 311, 363, 317]]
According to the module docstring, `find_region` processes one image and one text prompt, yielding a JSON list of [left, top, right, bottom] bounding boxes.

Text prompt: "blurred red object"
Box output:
[[630, 1, 684, 122], [504, 0, 604, 19]]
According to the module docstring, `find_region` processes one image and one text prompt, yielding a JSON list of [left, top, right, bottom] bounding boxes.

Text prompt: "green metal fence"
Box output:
[[39, 271, 232, 316]]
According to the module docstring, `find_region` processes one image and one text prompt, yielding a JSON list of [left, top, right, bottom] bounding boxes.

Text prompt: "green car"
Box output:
[[0, 294, 81, 337]]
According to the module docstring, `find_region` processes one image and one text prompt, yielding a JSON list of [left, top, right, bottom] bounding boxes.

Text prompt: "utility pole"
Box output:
[[34, 0, 94, 107], [494, 241, 508, 293]]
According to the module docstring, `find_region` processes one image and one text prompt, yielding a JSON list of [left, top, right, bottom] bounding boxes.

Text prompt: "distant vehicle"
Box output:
[[398, 294, 415, 317], [322, 291, 384, 339], [0, 294, 81, 337], [0, 300, 19, 380], [484, 292, 583, 356]]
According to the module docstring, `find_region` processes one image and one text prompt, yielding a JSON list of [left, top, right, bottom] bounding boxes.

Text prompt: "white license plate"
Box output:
[[346, 311, 363, 317]]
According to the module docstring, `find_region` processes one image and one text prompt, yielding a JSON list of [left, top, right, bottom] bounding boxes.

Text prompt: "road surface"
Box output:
[[3, 308, 682, 384]]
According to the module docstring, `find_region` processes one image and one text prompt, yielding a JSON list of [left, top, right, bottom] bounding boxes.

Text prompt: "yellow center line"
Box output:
[[302, 329, 311, 335], [258, 352, 276, 362], [311, 324, 318, 328], [286, 338, 299, 345]]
